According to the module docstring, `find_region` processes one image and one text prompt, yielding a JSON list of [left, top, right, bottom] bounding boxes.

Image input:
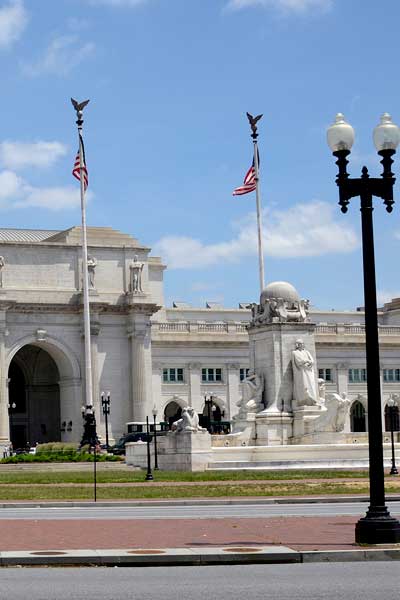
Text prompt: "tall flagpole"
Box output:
[[247, 113, 265, 293], [71, 99, 93, 411]]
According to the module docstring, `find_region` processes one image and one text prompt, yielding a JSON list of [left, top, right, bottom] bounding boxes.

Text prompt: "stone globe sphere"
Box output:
[[260, 281, 300, 305]]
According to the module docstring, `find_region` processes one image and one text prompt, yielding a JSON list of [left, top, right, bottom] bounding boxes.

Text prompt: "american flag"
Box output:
[[232, 155, 258, 196], [72, 135, 88, 191]]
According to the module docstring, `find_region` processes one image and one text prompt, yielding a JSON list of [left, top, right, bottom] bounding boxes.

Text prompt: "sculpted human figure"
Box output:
[[87, 256, 97, 288], [291, 339, 318, 406], [130, 255, 144, 293], [235, 370, 264, 418], [172, 406, 204, 432], [0, 256, 5, 288]]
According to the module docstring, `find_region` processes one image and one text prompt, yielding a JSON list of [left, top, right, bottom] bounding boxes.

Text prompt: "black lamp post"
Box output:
[[145, 416, 153, 481], [152, 405, 159, 470], [204, 394, 213, 433], [101, 391, 111, 451], [8, 402, 16, 446], [80, 404, 99, 502], [327, 112, 400, 544], [387, 396, 398, 476]]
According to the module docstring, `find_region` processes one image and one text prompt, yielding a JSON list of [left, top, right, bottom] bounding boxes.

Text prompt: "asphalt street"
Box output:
[[0, 500, 398, 520], [0, 563, 399, 600]]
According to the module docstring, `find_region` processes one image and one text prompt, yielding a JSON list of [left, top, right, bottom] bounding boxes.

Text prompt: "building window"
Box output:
[[383, 369, 400, 382], [318, 368, 333, 382], [240, 368, 250, 381], [202, 368, 222, 383], [163, 368, 184, 383], [348, 368, 367, 383]]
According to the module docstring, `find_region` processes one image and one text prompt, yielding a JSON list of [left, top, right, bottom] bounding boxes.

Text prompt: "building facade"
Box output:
[[0, 226, 399, 449]]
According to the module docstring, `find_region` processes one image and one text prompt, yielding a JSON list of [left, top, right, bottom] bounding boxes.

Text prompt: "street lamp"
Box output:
[[387, 396, 398, 476], [204, 393, 214, 433], [101, 391, 111, 451], [145, 415, 153, 481], [327, 112, 400, 544], [152, 405, 159, 470]]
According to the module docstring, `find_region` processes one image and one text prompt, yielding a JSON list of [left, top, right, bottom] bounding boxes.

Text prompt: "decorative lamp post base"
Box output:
[[355, 511, 400, 544], [390, 465, 399, 476]]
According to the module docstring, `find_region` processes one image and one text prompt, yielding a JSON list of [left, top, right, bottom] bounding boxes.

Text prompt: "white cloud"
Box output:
[[226, 0, 332, 13], [22, 34, 95, 77], [0, 0, 28, 49], [0, 141, 68, 170], [377, 290, 400, 306], [0, 169, 86, 211], [154, 200, 358, 269]]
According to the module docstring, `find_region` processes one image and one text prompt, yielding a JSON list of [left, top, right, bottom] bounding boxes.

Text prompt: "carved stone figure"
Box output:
[[0, 256, 5, 288], [172, 407, 204, 433], [318, 378, 326, 403], [130, 255, 144, 293], [291, 339, 318, 407], [312, 392, 351, 433], [234, 370, 264, 419], [250, 282, 310, 327], [87, 256, 97, 288]]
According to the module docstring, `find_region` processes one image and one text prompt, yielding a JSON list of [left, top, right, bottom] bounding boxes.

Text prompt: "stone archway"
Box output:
[[8, 345, 61, 448], [350, 400, 366, 432], [7, 338, 82, 446], [164, 400, 182, 427]]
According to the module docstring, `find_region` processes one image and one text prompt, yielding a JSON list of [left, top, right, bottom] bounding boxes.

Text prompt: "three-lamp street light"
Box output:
[[387, 395, 399, 476], [152, 405, 159, 470], [327, 112, 400, 544], [101, 391, 111, 452]]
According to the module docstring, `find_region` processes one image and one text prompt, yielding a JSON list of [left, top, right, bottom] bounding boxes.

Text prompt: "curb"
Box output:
[[0, 546, 399, 567], [0, 495, 399, 508]]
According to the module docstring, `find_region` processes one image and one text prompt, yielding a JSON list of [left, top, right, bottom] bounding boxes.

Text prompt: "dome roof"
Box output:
[[260, 281, 300, 304]]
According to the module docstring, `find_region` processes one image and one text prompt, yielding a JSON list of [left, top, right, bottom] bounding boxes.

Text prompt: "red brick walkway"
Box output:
[[0, 516, 362, 552]]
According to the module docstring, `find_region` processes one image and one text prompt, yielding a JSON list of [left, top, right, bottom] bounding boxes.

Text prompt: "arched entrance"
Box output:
[[8, 345, 61, 448], [350, 400, 366, 432], [164, 401, 182, 427]]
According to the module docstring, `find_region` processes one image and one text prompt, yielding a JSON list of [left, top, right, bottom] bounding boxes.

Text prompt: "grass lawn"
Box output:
[[0, 468, 397, 500], [0, 469, 371, 485]]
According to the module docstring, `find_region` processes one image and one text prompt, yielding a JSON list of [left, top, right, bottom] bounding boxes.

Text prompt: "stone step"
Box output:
[[207, 458, 378, 470]]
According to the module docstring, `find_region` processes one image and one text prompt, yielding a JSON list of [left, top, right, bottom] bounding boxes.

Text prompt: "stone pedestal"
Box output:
[[248, 321, 318, 414], [126, 430, 212, 472], [292, 405, 325, 443], [255, 411, 293, 446]]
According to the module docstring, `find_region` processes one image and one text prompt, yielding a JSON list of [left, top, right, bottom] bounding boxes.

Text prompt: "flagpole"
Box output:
[[248, 114, 265, 293], [72, 99, 93, 412]]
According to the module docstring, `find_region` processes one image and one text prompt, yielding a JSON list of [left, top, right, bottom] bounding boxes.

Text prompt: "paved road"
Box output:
[[0, 501, 399, 520], [0, 563, 399, 600]]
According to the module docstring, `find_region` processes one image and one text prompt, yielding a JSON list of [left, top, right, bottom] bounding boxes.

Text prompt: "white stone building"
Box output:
[[0, 225, 399, 449]]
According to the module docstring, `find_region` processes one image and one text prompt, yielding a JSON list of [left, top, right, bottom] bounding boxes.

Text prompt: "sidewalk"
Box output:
[[0, 498, 399, 566]]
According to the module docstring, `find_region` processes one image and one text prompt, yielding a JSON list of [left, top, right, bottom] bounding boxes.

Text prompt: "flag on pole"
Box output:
[[72, 134, 88, 191], [232, 153, 259, 196]]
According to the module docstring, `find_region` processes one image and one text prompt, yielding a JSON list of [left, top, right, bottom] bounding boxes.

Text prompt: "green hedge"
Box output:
[[0, 450, 122, 463]]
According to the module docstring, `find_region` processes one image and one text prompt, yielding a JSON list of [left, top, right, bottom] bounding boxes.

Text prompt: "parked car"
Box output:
[[110, 432, 150, 455]]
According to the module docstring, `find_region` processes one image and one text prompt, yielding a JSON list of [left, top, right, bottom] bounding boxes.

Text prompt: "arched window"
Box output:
[[385, 403, 400, 432], [350, 400, 366, 432], [164, 401, 182, 428]]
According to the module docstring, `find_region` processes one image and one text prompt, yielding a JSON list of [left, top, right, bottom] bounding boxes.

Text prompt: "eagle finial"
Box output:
[[246, 112, 263, 136], [71, 98, 90, 113]]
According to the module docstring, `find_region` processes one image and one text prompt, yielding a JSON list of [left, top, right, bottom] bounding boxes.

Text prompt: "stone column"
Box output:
[[226, 363, 240, 420], [59, 377, 83, 444], [0, 309, 9, 445], [152, 362, 163, 415], [187, 363, 202, 413], [128, 320, 153, 423]]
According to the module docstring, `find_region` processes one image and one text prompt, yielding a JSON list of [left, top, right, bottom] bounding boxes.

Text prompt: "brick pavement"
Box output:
[[0, 515, 365, 552]]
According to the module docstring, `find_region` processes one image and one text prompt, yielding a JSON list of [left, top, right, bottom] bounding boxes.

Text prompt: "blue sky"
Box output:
[[0, 0, 399, 310]]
